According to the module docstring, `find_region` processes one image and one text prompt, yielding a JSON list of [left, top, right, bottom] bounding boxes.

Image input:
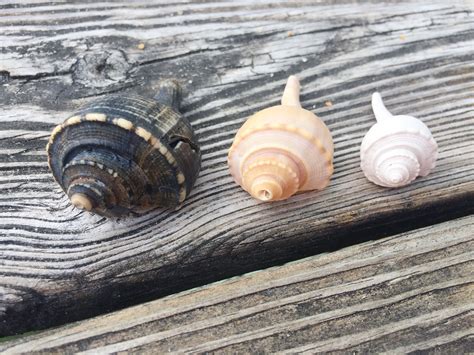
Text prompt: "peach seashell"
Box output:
[[228, 76, 334, 202], [360, 92, 438, 188]]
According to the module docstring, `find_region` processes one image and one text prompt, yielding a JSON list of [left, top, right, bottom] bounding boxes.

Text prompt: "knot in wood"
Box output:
[[72, 50, 131, 88]]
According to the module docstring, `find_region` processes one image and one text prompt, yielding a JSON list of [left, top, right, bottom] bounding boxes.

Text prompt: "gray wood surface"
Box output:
[[1, 216, 472, 354], [1, 0, 473, 335]]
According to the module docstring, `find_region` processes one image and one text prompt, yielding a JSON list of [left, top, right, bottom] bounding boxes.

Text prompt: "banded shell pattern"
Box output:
[[228, 76, 334, 202], [47, 80, 201, 217], [360, 92, 438, 188]]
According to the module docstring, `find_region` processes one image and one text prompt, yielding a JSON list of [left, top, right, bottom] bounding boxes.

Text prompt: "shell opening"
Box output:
[[70, 193, 93, 211], [387, 167, 405, 185], [257, 189, 273, 201], [250, 175, 283, 202]]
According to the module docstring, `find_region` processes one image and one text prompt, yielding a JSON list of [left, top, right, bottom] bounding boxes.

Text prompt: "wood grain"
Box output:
[[1, 0, 474, 335], [1, 216, 472, 354]]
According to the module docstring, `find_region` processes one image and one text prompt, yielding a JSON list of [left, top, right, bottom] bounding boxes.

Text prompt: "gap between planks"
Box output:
[[0, 215, 472, 354]]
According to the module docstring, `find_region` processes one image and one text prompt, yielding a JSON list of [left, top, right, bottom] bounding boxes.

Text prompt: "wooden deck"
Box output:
[[1, 0, 473, 349], [2, 216, 473, 353]]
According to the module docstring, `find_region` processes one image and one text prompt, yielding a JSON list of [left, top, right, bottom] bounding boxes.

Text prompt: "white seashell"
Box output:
[[360, 92, 438, 188], [228, 76, 334, 202]]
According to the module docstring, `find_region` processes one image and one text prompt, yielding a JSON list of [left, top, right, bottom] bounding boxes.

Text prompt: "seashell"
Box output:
[[360, 92, 438, 188], [46, 80, 201, 217], [227, 76, 334, 202]]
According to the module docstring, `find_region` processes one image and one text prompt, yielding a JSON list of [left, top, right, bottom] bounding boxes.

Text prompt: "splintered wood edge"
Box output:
[[1, 216, 472, 353]]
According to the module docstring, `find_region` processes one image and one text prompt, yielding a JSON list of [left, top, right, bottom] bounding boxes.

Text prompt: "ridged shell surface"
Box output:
[[228, 105, 334, 201], [47, 94, 201, 217], [360, 115, 438, 187]]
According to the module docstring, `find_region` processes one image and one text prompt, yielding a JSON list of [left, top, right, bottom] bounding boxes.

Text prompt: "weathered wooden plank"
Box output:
[[1, 0, 474, 335], [1, 216, 472, 354]]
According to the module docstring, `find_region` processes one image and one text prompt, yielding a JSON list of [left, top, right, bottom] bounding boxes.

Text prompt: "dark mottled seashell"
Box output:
[[46, 80, 201, 217]]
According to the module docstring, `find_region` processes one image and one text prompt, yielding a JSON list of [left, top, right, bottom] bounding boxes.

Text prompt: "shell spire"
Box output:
[[360, 92, 438, 188], [47, 80, 201, 217], [227, 76, 334, 202]]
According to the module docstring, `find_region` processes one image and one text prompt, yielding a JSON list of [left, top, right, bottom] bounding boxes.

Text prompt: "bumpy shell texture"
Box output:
[[228, 76, 334, 202], [47, 82, 201, 217], [360, 93, 438, 188]]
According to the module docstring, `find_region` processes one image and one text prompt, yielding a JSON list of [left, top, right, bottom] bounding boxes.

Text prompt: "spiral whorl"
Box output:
[[228, 76, 334, 202], [47, 81, 201, 217], [242, 150, 300, 201], [360, 92, 438, 188], [373, 148, 420, 187]]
